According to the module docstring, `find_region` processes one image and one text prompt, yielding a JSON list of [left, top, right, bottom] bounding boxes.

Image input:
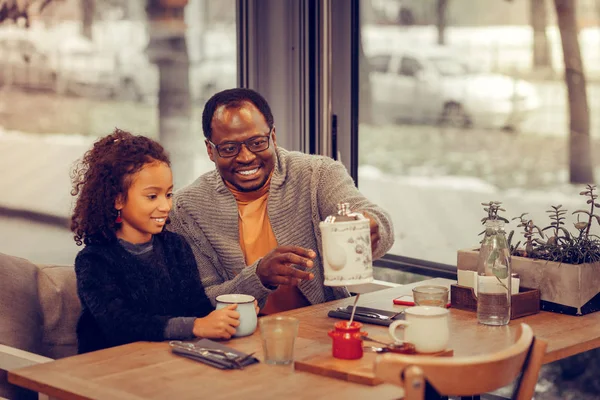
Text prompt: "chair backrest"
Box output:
[[374, 323, 547, 400], [0, 253, 79, 399]]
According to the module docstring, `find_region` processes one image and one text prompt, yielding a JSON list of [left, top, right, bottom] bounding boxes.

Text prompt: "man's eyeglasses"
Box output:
[[208, 130, 272, 158]]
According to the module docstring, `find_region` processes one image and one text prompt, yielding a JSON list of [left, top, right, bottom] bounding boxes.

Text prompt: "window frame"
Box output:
[[239, 0, 458, 279]]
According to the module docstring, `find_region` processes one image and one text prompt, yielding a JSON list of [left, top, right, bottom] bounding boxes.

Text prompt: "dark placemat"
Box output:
[[327, 305, 405, 326]]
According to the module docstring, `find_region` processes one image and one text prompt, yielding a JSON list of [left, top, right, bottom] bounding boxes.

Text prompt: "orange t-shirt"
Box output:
[[225, 178, 310, 314]]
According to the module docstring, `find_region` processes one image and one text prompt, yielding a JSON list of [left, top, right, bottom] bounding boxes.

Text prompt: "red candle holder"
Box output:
[[328, 321, 367, 360]]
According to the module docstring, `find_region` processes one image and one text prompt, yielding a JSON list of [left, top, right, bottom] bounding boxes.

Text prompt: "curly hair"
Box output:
[[70, 129, 170, 246], [201, 88, 274, 140]]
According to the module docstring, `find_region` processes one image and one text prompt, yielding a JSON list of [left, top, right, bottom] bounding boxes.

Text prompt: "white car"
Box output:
[[368, 47, 540, 130], [0, 36, 55, 91], [190, 57, 236, 105], [54, 36, 158, 102]]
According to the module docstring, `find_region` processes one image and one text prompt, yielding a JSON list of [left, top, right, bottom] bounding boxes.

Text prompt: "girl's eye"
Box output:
[[167, 192, 174, 199], [147, 194, 157, 200]]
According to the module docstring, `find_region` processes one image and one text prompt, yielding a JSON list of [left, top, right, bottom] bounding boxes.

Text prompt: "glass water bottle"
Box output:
[[476, 219, 512, 326]]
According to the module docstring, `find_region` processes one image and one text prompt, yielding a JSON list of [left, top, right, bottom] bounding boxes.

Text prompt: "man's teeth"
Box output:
[[239, 168, 259, 176]]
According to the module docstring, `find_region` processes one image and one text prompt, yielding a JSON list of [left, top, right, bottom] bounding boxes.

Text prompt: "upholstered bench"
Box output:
[[0, 253, 80, 399]]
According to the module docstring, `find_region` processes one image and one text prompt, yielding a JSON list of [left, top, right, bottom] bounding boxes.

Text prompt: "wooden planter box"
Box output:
[[450, 284, 540, 319], [457, 248, 600, 316]]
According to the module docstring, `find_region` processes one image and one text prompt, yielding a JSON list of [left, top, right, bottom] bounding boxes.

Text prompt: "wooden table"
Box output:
[[9, 278, 600, 399]]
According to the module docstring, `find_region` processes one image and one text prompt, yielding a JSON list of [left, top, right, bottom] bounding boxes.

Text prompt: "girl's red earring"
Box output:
[[115, 210, 122, 224]]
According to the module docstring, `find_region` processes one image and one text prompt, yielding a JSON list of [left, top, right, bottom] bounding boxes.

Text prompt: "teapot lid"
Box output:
[[323, 202, 364, 224]]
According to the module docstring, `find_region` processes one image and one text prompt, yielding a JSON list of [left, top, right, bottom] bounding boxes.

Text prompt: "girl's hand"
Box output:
[[192, 304, 240, 339], [254, 299, 260, 315]]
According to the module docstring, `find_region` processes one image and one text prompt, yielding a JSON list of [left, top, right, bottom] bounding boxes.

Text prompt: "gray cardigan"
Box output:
[[168, 148, 394, 307]]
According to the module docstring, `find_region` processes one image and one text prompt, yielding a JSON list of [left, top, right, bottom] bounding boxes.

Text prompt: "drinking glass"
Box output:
[[259, 316, 299, 365], [412, 285, 449, 308]]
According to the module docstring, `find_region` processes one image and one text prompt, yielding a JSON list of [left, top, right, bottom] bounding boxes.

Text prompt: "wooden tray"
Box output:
[[295, 348, 453, 386], [451, 284, 540, 319]]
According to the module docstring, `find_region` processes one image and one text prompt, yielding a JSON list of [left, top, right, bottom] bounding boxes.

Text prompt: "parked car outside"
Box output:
[[367, 46, 540, 131], [190, 56, 236, 105], [0, 34, 56, 91], [53, 35, 157, 102], [0, 21, 236, 104]]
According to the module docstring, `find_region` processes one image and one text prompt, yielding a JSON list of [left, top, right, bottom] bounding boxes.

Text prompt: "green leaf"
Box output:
[[558, 228, 571, 238], [573, 210, 591, 216], [492, 266, 509, 280]]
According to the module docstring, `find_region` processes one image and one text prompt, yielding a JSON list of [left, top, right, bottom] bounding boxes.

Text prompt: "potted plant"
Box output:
[[458, 185, 600, 315]]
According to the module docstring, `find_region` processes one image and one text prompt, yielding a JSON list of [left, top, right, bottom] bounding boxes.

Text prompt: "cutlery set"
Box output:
[[169, 340, 256, 370], [334, 306, 405, 320]]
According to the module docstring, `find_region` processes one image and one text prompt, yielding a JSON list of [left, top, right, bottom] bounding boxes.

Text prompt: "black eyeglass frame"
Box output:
[[207, 128, 273, 158]]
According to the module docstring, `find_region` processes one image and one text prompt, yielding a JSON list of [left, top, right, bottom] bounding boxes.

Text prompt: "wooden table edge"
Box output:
[[8, 366, 146, 400], [8, 369, 89, 400]]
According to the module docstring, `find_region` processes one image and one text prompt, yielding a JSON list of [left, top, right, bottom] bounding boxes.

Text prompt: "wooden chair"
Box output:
[[374, 323, 547, 400]]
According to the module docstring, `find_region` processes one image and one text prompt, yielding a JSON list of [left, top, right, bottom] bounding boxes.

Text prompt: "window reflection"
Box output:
[[359, 0, 599, 266], [0, 0, 236, 264]]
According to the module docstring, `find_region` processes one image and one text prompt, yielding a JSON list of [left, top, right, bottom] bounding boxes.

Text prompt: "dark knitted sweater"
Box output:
[[75, 231, 214, 353]]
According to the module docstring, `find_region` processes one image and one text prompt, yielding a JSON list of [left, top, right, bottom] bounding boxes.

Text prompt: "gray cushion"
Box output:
[[0, 253, 80, 399], [0, 253, 43, 400], [37, 264, 80, 359], [0, 253, 43, 354]]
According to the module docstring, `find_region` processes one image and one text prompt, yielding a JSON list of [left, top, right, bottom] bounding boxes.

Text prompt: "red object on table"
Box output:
[[393, 295, 416, 306], [328, 321, 367, 360], [393, 295, 451, 308]]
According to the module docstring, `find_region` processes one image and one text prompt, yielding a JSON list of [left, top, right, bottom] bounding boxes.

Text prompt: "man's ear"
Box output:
[[271, 127, 277, 147], [114, 194, 125, 210], [206, 139, 216, 162]]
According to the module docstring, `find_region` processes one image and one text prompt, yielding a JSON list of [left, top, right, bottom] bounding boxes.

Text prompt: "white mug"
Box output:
[[388, 306, 450, 353], [215, 294, 257, 337]]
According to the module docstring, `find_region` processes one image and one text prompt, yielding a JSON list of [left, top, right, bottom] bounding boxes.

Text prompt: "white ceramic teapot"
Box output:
[[319, 203, 373, 286]]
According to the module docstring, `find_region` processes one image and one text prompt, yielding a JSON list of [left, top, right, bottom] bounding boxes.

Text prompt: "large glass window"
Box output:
[[358, 0, 600, 266], [0, 0, 236, 265]]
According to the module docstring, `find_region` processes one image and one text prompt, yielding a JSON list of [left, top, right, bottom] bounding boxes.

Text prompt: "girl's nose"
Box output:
[[158, 197, 172, 211]]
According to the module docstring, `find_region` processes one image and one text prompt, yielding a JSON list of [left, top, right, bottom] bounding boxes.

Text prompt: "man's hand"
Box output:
[[193, 304, 240, 339], [362, 212, 381, 254], [257, 246, 316, 287]]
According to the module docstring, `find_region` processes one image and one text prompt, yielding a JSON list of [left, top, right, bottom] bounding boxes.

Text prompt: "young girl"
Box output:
[[71, 129, 244, 353]]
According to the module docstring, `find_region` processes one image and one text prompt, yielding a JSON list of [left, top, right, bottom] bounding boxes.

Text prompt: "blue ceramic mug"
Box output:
[[215, 294, 257, 337]]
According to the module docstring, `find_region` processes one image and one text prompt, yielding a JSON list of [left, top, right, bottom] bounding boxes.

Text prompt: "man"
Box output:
[[169, 88, 394, 313]]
